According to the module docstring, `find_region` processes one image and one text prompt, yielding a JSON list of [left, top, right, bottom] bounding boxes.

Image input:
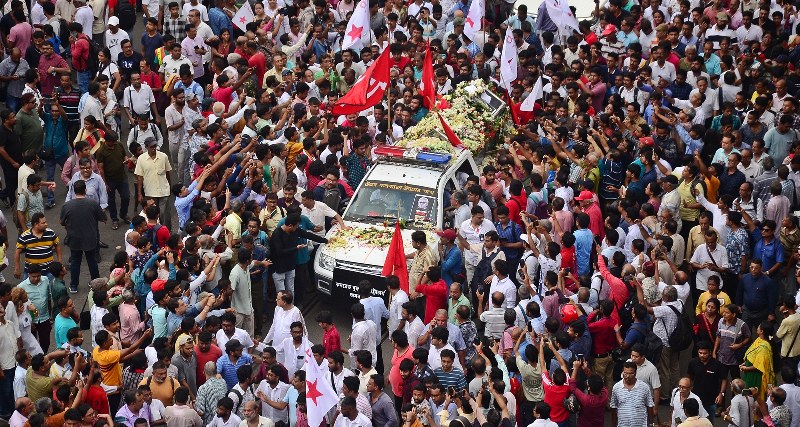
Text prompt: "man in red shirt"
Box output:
[[194, 331, 222, 386], [412, 267, 448, 324], [245, 41, 266, 89], [575, 190, 605, 240], [315, 310, 341, 356], [587, 300, 618, 393], [68, 22, 91, 94], [210, 67, 254, 111], [539, 337, 571, 426]]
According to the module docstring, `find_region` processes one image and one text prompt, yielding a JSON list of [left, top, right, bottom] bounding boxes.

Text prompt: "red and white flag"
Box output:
[[499, 27, 517, 95], [304, 348, 338, 427], [232, 1, 254, 32], [520, 75, 543, 111], [545, 0, 580, 35], [463, 0, 483, 41], [342, 0, 371, 51], [332, 48, 390, 115]]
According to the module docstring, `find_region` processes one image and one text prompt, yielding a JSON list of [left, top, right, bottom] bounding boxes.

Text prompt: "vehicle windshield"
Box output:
[[344, 180, 438, 229]]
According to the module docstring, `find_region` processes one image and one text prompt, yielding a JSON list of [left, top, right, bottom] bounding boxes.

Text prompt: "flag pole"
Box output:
[[386, 83, 392, 143]]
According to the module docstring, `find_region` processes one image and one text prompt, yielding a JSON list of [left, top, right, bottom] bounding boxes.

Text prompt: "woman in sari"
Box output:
[[741, 321, 775, 401], [694, 298, 721, 350], [73, 116, 106, 149]]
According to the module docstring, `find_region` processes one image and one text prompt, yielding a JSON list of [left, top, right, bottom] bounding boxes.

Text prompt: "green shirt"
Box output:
[[95, 141, 128, 182], [14, 109, 44, 153]]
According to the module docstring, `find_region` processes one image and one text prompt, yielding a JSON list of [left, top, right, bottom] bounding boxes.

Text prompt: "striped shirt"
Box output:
[[610, 379, 654, 427], [16, 228, 59, 269], [434, 366, 467, 392]]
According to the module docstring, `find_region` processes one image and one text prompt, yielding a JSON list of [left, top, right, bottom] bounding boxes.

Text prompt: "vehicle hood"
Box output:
[[320, 222, 438, 267]]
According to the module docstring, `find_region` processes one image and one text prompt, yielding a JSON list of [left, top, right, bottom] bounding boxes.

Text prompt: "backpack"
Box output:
[[528, 189, 549, 219], [664, 303, 693, 351], [85, 36, 103, 72], [229, 384, 255, 414], [134, 123, 159, 142], [322, 185, 342, 213], [117, 0, 136, 31], [629, 323, 664, 363], [471, 248, 500, 298], [57, 18, 70, 52], [616, 279, 638, 333], [143, 224, 163, 249]]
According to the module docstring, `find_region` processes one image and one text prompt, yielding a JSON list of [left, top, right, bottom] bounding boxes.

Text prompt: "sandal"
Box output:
[[112, 221, 119, 230]]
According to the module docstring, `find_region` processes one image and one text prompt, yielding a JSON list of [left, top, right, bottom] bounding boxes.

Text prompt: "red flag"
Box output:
[[381, 222, 409, 292], [332, 48, 390, 115], [437, 112, 464, 148], [504, 91, 520, 126], [420, 43, 436, 109]]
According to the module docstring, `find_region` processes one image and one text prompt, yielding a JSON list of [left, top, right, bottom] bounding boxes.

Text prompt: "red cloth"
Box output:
[[584, 202, 605, 239], [211, 86, 235, 110], [194, 343, 222, 385], [381, 222, 410, 292], [322, 325, 341, 356], [542, 371, 571, 422], [389, 346, 414, 397], [390, 56, 411, 71], [248, 51, 266, 89], [438, 112, 463, 148], [598, 255, 631, 326], [71, 35, 90, 71], [506, 191, 527, 226], [587, 313, 617, 354], [84, 384, 110, 414], [420, 43, 436, 108], [415, 279, 448, 324], [332, 48, 391, 115], [146, 223, 171, 248]]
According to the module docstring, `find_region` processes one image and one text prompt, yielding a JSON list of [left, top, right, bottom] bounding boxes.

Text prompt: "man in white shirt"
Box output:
[[689, 230, 729, 292], [254, 366, 290, 424], [122, 73, 158, 121], [349, 303, 377, 370], [104, 17, 129, 62], [489, 259, 516, 308], [387, 277, 409, 332], [299, 191, 347, 237]]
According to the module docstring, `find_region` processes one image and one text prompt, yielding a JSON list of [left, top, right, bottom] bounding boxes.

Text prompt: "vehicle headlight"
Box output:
[[319, 252, 336, 270]]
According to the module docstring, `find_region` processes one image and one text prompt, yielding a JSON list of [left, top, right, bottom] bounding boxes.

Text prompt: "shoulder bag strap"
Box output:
[[785, 316, 800, 357], [705, 245, 720, 268]]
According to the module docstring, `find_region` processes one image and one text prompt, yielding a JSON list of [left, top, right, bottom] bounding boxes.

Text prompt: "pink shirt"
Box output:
[[119, 302, 144, 345], [8, 22, 32, 58]]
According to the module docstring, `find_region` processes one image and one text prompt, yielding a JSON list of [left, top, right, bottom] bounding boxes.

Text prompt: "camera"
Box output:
[[742, 389, 753, 397]]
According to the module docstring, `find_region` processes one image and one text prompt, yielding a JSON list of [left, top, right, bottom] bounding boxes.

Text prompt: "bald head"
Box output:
[[10, 48, 21, 60], [204, 361, 217, 377], [15, 397, 32, 415]]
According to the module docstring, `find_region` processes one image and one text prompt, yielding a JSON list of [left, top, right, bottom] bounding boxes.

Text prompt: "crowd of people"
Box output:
[[0, 0, 798, 425]]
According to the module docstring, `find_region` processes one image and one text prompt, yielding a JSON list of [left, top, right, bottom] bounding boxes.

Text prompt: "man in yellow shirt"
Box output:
[[93, 328, 152, 387]]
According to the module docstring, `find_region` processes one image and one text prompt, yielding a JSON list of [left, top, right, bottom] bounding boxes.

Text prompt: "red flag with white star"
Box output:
[[304, 348, 338, 427], [232, 1, 254, 32], [332, 48, 390, 115], [342, 0, 371, 51]]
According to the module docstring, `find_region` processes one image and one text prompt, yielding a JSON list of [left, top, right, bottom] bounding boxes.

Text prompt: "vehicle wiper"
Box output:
[[364, 214, 399, 222]]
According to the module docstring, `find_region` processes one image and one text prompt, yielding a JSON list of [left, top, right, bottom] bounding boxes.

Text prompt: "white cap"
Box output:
[[108, 16, 120, 26]]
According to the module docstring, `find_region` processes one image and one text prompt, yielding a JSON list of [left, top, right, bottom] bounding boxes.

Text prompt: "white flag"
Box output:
[[521, 75, 543, 111], [343, 0, 371, 51], [464, 0, 483, 41], [499, 27, 517, 95], [545, 0, 580, 35], [304, 349, 338, 427], [232, 1, 254, 32]]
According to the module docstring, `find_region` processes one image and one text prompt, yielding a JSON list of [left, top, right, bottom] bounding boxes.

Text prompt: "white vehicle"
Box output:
[[313, 146, 479, 301]]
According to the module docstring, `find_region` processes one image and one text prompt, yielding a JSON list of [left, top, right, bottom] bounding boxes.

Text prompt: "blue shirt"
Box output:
[[42, 112, 70, 160], [574, 228, 594, 276], [749, 229, 785, 272], [736, 272, 777, 312], [174, 80, 204, 100], [175, 180, 199, 229], [494, 220, 523, 260], [440, 245, 463, 286], [54, 314, 77, 348], [208, 7, 232, 36], [216, 352, 253, 389]]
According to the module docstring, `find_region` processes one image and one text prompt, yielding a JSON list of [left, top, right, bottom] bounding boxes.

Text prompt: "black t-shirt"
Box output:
[[686, 357, 724, 405], [117, 51, 143, 80], [0, 123, 22, 166], [25, 45, 41, 69]]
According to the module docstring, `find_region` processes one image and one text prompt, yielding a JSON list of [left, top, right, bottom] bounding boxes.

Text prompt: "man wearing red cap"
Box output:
[[574, 190, 605, 240]]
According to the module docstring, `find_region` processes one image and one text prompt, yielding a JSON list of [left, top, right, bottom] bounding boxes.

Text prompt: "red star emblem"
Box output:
[[239, 16, 247, 23], [348, 25, 363, 41], [465, 16, 474, 27], [307, 379, 323, 405]]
